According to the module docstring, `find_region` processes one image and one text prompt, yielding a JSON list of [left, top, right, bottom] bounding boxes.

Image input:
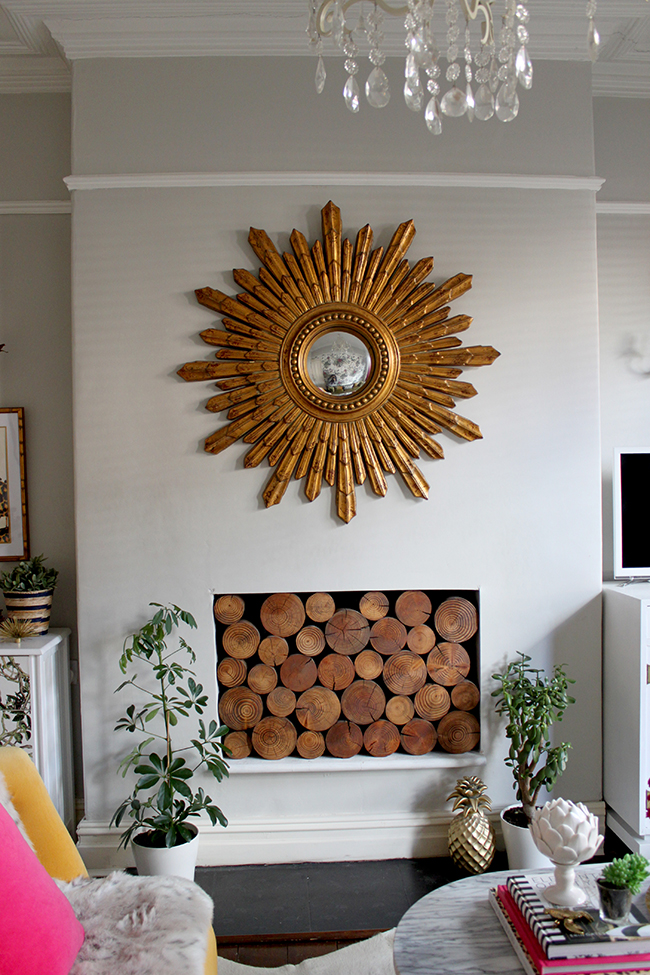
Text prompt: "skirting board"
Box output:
[[77, 801, 606, 872]]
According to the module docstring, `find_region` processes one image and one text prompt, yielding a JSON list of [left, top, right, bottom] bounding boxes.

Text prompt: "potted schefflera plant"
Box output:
[[0, 554, 58, 635], [111, 603, 230, 880], [492, 652, 575, 869], [597, 854, 650, 924]]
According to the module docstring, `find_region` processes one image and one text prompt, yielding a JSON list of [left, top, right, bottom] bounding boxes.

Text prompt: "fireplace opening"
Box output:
[[214, 588, 479, 762]]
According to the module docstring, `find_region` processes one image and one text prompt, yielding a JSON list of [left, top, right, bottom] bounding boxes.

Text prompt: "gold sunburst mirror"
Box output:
[[178, 202, 499, 522]]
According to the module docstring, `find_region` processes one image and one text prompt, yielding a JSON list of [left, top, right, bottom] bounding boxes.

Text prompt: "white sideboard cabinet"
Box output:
[[603, 584, 650, 856], [0, 628, 74, 829]]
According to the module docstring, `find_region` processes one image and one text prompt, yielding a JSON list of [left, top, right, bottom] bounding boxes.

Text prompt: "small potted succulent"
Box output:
[[111, 602, 230, 880], [597, 854, 650, 924], [0, 555, 59, 634], [492, 652, 575, 868]]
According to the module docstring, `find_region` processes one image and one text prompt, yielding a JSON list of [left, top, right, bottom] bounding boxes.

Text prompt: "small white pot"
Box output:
[[500, 805, 552, 871], [131, 825, 200, 881]]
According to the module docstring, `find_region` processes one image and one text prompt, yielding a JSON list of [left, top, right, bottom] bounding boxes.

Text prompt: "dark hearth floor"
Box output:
[[194, 829, 629, 966]]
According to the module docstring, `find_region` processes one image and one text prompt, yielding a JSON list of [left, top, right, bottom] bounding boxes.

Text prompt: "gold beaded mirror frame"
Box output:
[[178, 202, 499, 522]]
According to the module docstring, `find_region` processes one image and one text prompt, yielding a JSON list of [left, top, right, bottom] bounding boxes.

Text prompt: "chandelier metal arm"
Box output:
[[458, 0, 494, 47], [316, 0, 408, 38], [316, 0, 494, 46]]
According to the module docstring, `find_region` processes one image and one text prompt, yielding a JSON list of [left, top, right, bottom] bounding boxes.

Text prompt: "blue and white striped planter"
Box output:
[[2, 589, 54, 634]]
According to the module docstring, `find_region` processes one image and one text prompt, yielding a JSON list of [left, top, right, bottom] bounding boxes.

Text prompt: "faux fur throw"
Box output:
[[57, 871, 214, 975], [0, 767, 35, 849]]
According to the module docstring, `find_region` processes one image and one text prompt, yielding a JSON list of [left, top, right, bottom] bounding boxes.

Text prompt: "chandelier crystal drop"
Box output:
[[308, 0, 600, 134]]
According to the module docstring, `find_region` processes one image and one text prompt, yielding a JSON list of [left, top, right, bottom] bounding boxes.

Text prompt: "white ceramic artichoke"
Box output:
[[530, 798, 602, 865], [530, 798, 603, 907]]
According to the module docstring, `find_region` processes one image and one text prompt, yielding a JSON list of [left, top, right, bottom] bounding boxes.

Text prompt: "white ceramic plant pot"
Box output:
[[500, 805, 552, 871], [131, 825, 200, 881]]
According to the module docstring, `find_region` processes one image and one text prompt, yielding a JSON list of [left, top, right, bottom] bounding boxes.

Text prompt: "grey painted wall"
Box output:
[[0, 92, 79, 799], [594, 98, 650, 579], [69, 57, 603, 864], [72, 57, 594, 177]]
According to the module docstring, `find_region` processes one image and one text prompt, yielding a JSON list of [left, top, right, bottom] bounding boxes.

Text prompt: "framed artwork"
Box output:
[[0, 408, 29, 561]]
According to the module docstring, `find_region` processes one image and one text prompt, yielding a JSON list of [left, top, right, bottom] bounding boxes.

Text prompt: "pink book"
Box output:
[[494, 886, 650, 975]]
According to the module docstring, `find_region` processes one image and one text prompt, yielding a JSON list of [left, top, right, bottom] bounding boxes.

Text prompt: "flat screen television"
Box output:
[[613, 448, 650, 580]]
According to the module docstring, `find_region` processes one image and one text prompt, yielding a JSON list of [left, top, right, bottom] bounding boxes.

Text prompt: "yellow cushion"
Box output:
[[0, 746, 217, 974], [0, 746, 87, 881]]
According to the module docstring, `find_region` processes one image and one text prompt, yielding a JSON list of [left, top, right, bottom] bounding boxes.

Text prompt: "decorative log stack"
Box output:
[[216, 589, 480, 761]]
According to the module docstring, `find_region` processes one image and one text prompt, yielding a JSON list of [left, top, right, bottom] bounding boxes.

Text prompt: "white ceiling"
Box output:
[[0, 0, 648, 96]]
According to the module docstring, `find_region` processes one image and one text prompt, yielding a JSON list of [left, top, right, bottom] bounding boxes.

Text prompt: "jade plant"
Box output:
[[0, 554, 58, 592], [111, 603, 230, 849], [601, 854, 650, 894], [492, 652, 575, 822]]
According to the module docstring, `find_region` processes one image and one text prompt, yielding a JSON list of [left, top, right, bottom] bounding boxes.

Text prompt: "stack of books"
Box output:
[[490, 871, 650, 975]]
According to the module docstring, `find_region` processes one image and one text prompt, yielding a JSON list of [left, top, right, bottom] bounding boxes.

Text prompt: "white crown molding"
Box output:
[[0, 199, 70, 213], [597, 201, 650, 215], [63, 171, 606, 192], [0, 54, 69, 90]]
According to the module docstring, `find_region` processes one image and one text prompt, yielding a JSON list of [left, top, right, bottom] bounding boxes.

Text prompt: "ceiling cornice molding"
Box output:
[[0, 54, 69, 90], [0, 0, 647, 97]]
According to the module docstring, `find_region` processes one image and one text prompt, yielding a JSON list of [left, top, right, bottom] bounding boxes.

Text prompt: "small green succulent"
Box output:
[[601, 854, 650, 894], [0, 555, 58, 592]]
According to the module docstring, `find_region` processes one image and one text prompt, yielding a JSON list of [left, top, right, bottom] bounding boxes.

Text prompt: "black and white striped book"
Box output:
[[506, 873, 650, 960]]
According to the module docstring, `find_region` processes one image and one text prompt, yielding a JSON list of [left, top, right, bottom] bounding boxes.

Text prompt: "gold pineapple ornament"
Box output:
[[447, 775, 496, 874]]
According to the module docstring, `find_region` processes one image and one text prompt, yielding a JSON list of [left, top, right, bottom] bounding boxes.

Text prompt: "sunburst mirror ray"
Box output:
[[178, 202, 499, 523]]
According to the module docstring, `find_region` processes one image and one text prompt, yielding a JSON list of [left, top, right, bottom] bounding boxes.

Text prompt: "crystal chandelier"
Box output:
[[307, 1, 601, 132]]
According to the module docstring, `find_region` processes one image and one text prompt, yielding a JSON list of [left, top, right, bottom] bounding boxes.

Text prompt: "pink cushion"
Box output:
[[0, 802, 84, 975]]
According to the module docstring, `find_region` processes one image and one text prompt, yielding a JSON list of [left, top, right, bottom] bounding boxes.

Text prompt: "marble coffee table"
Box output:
[[393, 868, 551, 975]]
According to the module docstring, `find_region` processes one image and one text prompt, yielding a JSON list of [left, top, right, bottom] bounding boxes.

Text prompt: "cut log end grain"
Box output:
[[297, 730, 326, 759], [296, 625, 326, 657], [385, 695, 415, 726], [354, 649, 384, 680], [223, 731, 251, 760], [219, 686, 264, 731], [437, 711, 480, 754], [383, 651, 427, 696], [325, 720, 363, 758], [414, 683, 450, 721], [325, 609, 370, 655], [296, 686, 341, 731], [359, 591, 390, 621], [222, 620, 261, 659], [280, 654, 318, 693], [340, 680, 386, 725], [247, 663, 278, 695], [266, 686, 297, 717], [400, 718, 437, 755], [450, 679, 480, 712], [258, 635, 289, 667], [427, 643, 471, 685], [434, 597, 478, 643], [364, 719, 401, 757], [217, 657, 247, 688], [369, 617, 408, 655], [251, 715, 297, 760], [260, 592, 306, 637], [318, 653, 355, 691], [395, 590, 432, 627], [214, 594, 246, 624], [406, 624, 436, 655], [217, 657, 248, 687], [306, 592, 336, 623]]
